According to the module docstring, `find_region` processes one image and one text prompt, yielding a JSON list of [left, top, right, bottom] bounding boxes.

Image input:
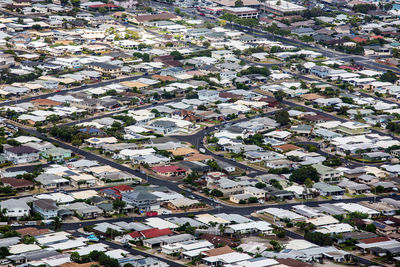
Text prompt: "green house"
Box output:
[[41, 147, 72, 161]]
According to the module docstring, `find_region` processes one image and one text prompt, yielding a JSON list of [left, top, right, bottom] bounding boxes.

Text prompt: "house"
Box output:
[[337, 180, 370, 195], [150, 120, 177, 134], [35, 173, 70, 189], [32, 199, 58, 219], [151, 165, 186, 177], [313, 164, 341, 182], [0, 178, 34, 191], [337, 122, 371, 135], [5, 146, 40, 164], [0, 199, 30, 219], [198, 90, 219, 101], [86, 62, 122, 76], [67, 202, 102, 219], [122, 191, 160, 212], [314, 182, 345, 196], [40, 147, 72, 162]]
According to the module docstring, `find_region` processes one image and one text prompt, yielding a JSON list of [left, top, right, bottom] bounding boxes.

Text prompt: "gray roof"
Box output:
[[0, 237, 21, 247], [166, 217, 206, 227], [0, 199, 30, 211], [316, 203, 347, 215], [144, 234, 194, 245], [214, 213, 253, 224]]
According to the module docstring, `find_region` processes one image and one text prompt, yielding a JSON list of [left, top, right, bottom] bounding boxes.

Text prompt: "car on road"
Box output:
[[231, 158, 236, 162], [332, 195, 343, 200], [199, 148, 206, 153]]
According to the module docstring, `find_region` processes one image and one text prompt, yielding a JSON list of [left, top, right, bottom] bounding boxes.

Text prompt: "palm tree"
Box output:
[[52, 216, 63, 231]]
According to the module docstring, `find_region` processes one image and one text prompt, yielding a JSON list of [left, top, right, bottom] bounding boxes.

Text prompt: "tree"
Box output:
[[235, 0, 243, 6], [305, 231, 332, 246], [248, 197, 258, 203], [220, 13, 238, 29], [70, 0, 80, 7], [352, 3, 376, 13], [273, 90, 286, 101], [113, 199, 126, 216], [275, 110, 290, 125], [208, 160, 221, 171], [210, 189, 223, 197], [255, 182, 266, 189], [70, 251, 81, 263], [98, 6, 108, 15], [365, 223, 376, 233], [381, 71, 398, 83], [52, 216, 63, 231], [304, 178, 313, 188], [170, 51, 183, 60], [375, 185, 385, 193], [290, 165, 319, 184]]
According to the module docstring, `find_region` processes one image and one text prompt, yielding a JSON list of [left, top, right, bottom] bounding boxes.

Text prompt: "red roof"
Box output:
[[152, 165, 186, 174], [352, 37, 367, 43], [370, 35, 384, 40], [1, 178, 34, 188], [360, 236, 390, 244], [339, 65, 359, 71], [140, 228, 172, 238], [128, 231, 142, 239], [89, 3, 118, 8], [112, 185, 133, 192]]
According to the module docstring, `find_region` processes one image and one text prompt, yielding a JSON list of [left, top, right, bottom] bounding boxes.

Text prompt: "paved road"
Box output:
[[0, 73, 151, 108]]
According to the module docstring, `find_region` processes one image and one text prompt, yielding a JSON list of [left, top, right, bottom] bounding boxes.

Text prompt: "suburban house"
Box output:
[[122, 191, 160, 212], [151, 165, 187, 177], [5, 146, 40, 164], [313, 164, 342, 183], [0, 199, 30, 219], [40, 147, 72, 162], [32, 199, 58, 219]]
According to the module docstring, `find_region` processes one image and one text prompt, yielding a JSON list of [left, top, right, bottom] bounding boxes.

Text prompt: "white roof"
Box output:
[[105, 249, 129, 259], [48, 238, 87, 250], [36, 192, 75, 203], [9, 244, 41, 254], [70, 190, 98, 200], [145, 217, 179, 229], [195, 214, 230, 225], [306, 215, 339, 226], [229, 221, 272, 232], [334, 203, 379, 215], [258, 208, 305, 221], [236, 258, 279, 267], [315, 223, 354, 234], [13, 136, 41, 144], [36, 232, 70, 246], [285, 239, 316, 250], [74, 243, 108, 256], [203, 252, 252, 264]]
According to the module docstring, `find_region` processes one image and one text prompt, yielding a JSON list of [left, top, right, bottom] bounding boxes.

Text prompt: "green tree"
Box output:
[[290, 165, 319, 184], [51, 216, 63, 231], [274, 110, 290, 125], [235, 0, 243, 6], [70, 251, 81, 263], [381, 71, 398, 83], [365, 223, 376, 233], [112, 199, 126, 216], [170, 51, 183, 60], [255, 182, 266, 189], [304, 177, 313, 188], [210, 189, 223, 197], [273, 90, 286, 101]]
